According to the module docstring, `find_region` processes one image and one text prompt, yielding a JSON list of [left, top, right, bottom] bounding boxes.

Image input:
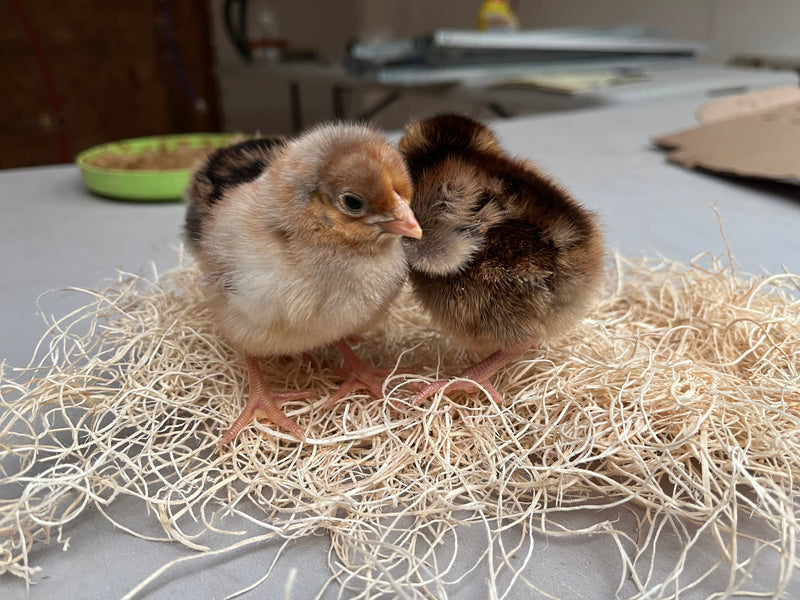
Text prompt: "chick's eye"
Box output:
[[339, 193, 367, 215]]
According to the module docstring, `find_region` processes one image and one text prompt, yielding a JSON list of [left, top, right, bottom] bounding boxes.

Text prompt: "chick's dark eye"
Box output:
[[340, 193, 366, 214]]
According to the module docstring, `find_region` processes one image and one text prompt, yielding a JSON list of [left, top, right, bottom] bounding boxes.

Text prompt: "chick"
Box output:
[[398, 114, 603, 404], [185, 124, 422, 443]]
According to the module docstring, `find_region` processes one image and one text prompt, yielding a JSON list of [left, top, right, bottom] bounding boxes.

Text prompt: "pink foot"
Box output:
[[407, 348, 531, 406], [325, 340, 412, 405], [409, 377, 504, 406], [221, 356, 313, 444]]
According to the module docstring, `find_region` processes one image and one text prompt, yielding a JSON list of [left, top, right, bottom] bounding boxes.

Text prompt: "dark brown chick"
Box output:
[[398, 113, 604, 404], [185, 123, 421, 443]]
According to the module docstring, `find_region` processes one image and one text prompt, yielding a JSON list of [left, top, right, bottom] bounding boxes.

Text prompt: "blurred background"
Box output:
[[2, 0, 799, 169]]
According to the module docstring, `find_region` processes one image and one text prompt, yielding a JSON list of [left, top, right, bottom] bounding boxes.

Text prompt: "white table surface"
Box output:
[[2, 94, 799, 599]]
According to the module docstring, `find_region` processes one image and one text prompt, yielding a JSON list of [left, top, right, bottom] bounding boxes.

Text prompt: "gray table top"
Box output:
[[2, 94, 799, 599]]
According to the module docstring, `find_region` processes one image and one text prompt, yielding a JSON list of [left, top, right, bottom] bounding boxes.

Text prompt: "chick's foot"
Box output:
[[221, 355, 312, 444], [409, 348, 529, 406], [407, 377, 503, 406], [326, 340, 410, 405]]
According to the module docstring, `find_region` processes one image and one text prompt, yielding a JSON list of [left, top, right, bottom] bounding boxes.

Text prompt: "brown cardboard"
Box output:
[[654, 87, 800, 186], [696, 85, 800, 123]]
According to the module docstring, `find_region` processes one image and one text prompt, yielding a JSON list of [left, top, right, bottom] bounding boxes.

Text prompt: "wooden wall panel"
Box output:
[[1, 1, 221, 168]]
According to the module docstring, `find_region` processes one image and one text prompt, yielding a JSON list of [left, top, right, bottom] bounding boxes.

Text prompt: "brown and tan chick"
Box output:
[[185, 123, 421, 443], [398, 113, 604, 405]]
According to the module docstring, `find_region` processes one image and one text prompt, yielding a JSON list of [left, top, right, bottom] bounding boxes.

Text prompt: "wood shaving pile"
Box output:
[[1, 250, 799, 598]]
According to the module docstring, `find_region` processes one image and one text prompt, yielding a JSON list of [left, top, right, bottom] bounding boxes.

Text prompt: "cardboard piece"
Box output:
[[696, 85, 800, 123], [654, 86, 800, 186]]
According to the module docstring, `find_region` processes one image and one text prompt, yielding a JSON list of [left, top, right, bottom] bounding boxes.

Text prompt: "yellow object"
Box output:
[[477, 0, 519, 31]]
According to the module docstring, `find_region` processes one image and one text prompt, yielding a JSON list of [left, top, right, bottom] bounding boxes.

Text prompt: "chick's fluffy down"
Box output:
[[185, 123, 415, 356], [399, 114, 604, 354]]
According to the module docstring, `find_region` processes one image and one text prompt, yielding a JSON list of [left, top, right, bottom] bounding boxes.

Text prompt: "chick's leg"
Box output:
[[221, 355, 311, 444], [410, 348, 529, 406], [326, 340, 408, 405]]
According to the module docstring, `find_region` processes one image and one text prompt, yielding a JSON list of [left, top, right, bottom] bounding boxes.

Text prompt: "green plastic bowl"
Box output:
[[76, 133, 241, 201]]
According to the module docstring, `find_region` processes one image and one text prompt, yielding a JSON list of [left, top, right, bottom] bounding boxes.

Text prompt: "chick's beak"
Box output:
[[379, 201, 422, 239]]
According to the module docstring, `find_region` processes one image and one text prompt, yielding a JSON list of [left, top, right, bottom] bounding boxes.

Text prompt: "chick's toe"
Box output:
[[221, 356, 311, 444], [326, 340, 412, 406]]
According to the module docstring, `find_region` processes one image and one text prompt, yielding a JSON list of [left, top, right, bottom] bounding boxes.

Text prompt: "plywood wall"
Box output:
[[1, 1, 221, 169]]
